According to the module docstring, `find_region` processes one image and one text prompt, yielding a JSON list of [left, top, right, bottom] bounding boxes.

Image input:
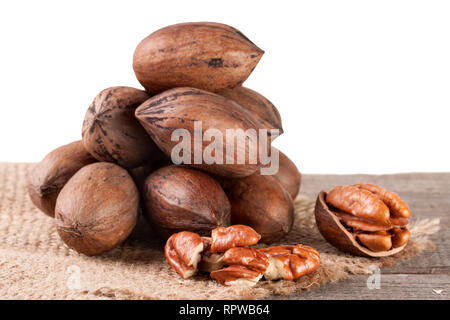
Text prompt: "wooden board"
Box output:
[[272, 173, 450, 299]]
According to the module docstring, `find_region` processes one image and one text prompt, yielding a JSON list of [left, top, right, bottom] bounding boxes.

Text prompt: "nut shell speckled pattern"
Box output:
[[82, 86, 160, 169], [135, 87, 274, 178], [133, 22, 264, 94]]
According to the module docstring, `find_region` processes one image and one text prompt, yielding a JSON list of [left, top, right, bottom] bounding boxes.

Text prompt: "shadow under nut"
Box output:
[[271, 149, 301, 199]]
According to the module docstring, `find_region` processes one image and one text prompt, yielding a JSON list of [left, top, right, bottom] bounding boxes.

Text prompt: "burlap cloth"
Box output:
[[0, 163, 440, 300]]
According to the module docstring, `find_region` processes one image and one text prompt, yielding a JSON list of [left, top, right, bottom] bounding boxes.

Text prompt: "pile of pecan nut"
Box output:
[[27, 22, 300, 257], [25, 21, 412, 286], [165, 225, 320, 286]]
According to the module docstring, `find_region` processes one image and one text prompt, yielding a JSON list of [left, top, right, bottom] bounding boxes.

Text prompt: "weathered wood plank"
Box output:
[[274, 274, 449, 300]]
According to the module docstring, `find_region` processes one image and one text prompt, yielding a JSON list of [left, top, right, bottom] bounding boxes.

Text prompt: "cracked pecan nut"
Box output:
[[165, 231, 204, 279], [210, 225, 261, 253], [223, 247, 269, 273], [210, 265, 263, 287], [82, 86, 162, 169], [314, 184, 411, 257], [133, 22, 263, 94], [260, 244, 320, 281], [27, 141, 96, 217]]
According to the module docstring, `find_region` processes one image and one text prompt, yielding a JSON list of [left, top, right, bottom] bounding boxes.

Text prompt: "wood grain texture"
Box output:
[[274, 274, 449, 300], [275, 172, 450, 300]]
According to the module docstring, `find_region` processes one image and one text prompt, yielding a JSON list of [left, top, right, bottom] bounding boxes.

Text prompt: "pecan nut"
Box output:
[[210, 265, 263, 287], [210, 225, 261, 253], [164, 231, 204, 279], [354, 184, 411, 218], [315, 184, 411, 257], [260, 244, 320, 281], [133, 22, 263, 94], [223, 247, 269, 273], [326, 185, 390, 226]]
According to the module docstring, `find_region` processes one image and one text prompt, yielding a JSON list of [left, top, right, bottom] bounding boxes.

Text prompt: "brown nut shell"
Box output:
[[272, 150, 301, 199], [142, 165, 231, 239], [55, 162, 139, 256], [27, 141, 97, 217], [133, 22, 263, 94], [314, 191, 407, 257], [222, 174, 294, 243], [82, 86, 160, 169], [135, 87, 274, 178], [218, 86, 282, 132]]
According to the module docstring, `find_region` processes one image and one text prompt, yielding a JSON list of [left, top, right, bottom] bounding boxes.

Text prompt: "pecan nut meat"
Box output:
[[223, 247, 269, 273], [164, 231, 204, 279], [260, 244, 320, 281], [210, 225, 261, 253], [210, 265, 263, 287], [354, 184, 411, 219], [326, 185, 390, 226]]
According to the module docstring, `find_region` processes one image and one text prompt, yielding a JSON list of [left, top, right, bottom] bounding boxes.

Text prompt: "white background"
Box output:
[[0, 0, 449, 174]]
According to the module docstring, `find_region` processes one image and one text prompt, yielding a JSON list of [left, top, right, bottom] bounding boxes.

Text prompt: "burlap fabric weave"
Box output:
[[0, 163, 439, 299]]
